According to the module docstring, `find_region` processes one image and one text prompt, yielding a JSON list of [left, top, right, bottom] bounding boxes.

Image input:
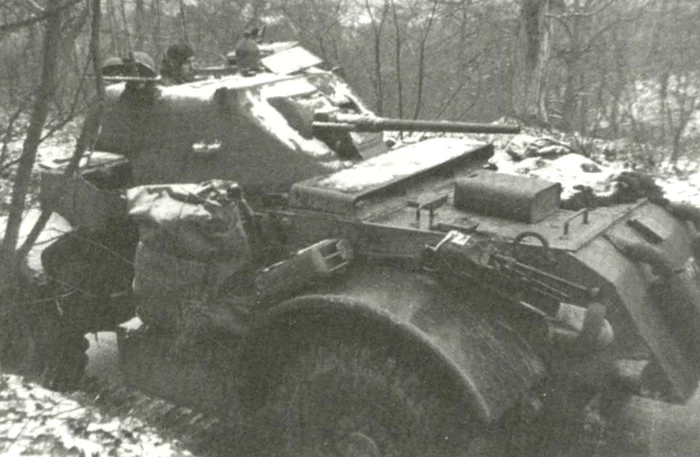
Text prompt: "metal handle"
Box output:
[[563, 208, 590, 235], [407, 194, 448, 229]]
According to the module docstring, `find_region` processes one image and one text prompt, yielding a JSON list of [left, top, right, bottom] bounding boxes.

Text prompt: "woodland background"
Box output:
[[2, 0, 699, 171]]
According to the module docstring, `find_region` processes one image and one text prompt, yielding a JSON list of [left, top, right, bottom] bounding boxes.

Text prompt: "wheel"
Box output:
[[23, 284, 89, 391], [42, 227, 137, 331], [48, 333, 89, 391], [256, 337, 475, 457]]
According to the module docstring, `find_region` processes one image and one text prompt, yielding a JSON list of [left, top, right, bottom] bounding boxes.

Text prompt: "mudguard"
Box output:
[[240, 265, 546, 424]]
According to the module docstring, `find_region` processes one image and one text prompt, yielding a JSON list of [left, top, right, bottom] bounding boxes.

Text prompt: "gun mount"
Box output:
[[31, 39, 700, 457]]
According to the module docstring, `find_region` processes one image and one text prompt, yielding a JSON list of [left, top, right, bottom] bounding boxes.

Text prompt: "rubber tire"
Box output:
[[257, 337, 474, 457], [47, 333, 90, 391]]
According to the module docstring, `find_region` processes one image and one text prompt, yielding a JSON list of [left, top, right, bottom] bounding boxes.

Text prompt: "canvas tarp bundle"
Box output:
[[132, 241, 249, 332], [127, 180, 253, 332], [126, 180, 252, 262]]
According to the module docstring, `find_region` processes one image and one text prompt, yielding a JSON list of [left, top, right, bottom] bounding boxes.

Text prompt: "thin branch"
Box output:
[[0, 157, 21, 172], [0, 0, 64, 273], [40, 55, 92, 142], [546, 0, 616, 20], [17, 0, 105, 260], [24, 0, 46, 14], [0, 0, 82, 33]]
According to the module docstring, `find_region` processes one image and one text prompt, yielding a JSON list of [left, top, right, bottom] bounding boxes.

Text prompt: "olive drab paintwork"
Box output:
[[36, 40, 700, 455], [93, 71, 387, 195]]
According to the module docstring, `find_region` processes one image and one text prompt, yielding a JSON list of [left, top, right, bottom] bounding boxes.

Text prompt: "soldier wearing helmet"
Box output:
[[101, 51, 159, 100], [102, 51, 157, 80], [161, 43, 196, 85], [235, 28, 261, 76]]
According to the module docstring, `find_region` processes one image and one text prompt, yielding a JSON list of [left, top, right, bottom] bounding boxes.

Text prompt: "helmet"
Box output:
[[236, 38, 260, 72], [131, 51, 157, 77], [102, 56, 126, 77], [101, 52, 157, 78], [165, 44, 195, 66]]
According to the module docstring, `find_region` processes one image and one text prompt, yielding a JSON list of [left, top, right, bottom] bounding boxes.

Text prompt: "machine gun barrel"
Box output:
[[426, 231, 597, 317], [312, 113, 520, 134], [193, 66, 237, 78]]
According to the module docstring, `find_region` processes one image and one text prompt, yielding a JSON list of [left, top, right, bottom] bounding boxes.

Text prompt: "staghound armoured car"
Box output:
[[35, 43, 700, 456]]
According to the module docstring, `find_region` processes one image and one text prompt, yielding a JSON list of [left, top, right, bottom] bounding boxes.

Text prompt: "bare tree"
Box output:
[[1, 0, 65, 369], [666, 74, 699, 168], [548, 0, 642, 134], [512, 0, 552, 125], [389, 0, 403, 118], [0, 0, 104, 375], [135, 0, 145, 49], [653, 0, 699, 166], [363, 0, 390, 114]]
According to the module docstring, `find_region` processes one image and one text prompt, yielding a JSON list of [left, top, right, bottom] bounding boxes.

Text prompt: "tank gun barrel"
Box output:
[[312, 112, 520, 134]]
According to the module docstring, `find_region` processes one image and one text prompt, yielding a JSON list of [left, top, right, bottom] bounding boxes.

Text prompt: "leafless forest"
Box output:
[[2, 0, 700, 155]]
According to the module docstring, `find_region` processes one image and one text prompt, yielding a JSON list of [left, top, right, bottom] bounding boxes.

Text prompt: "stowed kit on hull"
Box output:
[[36, 42, 700, 455]]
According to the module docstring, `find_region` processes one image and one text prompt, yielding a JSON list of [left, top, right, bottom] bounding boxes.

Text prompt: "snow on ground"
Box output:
[[489, 148, 623, 200], [491, 148, 700, 204], [0, 374, 192, 457], [653, 159, 700, 204], [425, 131, 700, 205]]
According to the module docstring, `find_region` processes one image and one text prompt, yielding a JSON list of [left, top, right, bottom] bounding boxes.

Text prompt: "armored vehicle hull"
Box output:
[[35, 45, 700, 456]]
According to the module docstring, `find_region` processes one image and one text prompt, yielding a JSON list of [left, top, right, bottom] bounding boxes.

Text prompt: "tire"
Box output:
[[42, 227, 137, 332], [48, 333, 90, 391], [256, 337, 475, 457], [24, 284, 89, 391]]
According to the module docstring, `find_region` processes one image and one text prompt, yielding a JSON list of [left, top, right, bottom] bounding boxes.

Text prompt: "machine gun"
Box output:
[[424, 230, 611, 352], [425, 230, 599, 317], [312, 112, 521, 134]]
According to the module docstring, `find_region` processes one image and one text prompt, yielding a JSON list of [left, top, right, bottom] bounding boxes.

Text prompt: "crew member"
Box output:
[[235, 29, 261, 75], [161, 43, 195, 85]]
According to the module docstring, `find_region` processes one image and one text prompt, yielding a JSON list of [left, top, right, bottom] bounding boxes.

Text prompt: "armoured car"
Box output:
[[36, 42, 700, 456]]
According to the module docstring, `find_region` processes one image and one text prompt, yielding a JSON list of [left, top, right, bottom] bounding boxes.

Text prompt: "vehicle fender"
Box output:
[[239, 266, 546, 424]]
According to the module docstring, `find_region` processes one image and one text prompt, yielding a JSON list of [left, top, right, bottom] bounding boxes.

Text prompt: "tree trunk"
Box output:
[[562, 2, 581, 132], [608, 29, 626, 137], [562, 54, 577, 130], [577, 68, 588, 135], [179, 0, 189, 44], [1, 0, 63, 274], [0, 0, 64, 369], [106, 0, 119, 55], [390, 0, 404, 119], [17, 0, 106, 273], [120, 0, 133, 52], [1, 0, 105, 377], [411, 0, 438, 120], [658, 69, 670, 145], [512, 0, 552, 125], [366, 0, 388, 115], [135, 0, 145, 50], [668, 76, 697, 169]]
